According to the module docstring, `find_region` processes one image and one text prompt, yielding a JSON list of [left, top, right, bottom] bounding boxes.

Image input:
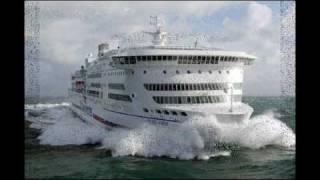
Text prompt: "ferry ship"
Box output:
[[68, 17, 256, 129]]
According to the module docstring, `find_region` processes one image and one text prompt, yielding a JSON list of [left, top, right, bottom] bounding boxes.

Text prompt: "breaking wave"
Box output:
[[25, 102, 295, 160]]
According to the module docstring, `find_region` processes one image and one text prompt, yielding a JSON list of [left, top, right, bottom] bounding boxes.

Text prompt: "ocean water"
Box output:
[[25, 96, 295, 179]]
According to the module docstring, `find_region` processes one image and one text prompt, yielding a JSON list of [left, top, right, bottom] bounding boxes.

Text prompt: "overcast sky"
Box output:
[[25, 1, 295, 97]]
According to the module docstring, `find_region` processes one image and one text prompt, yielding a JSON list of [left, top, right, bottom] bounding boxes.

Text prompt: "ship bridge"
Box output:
[[111, 46, 255, 69]]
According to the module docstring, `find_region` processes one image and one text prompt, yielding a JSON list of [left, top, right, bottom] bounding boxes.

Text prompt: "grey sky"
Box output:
[[25, 1, 295, 97]]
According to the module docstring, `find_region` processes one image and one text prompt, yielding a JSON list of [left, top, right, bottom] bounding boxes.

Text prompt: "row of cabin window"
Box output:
[[143, 108, 187, 116], [108, 93, 132, 102], [108, 71, 127, 76], [144, 83, 242, 91], [90, 83, 101, 88], [177, 56, 248, 64], [113, 55, 249, 65], [108, 83, 125, 90], [153, 96, 224, 104], [87, 73, 102, 78], [71, 89, 84, 93], [87, 90, 103, 98], [143, 69, 230, 74], [153, 95, 242, 104]]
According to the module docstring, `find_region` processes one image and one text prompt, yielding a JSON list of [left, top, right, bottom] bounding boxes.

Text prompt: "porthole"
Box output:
[[143, 108, 148, 113], [198, 70, 202, 74], [156, 110, 161, 114], [144, 70, 147, 74], [209, 70, 212, 74], [218, 70, 221, 74], [226, 70, 230, 74], [187, 70, 191, 74], [131, 94, 135, 98], [132, 71, 134, 74], [163, 110, 169, 115], [176, 70, 179, 74], [181, 112, 187, 116], [163, 70, 167, 74], [171, 111, 178, 115]]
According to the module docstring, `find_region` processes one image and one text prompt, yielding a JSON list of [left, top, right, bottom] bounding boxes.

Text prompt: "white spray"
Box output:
[[25, 102, 295, 160]]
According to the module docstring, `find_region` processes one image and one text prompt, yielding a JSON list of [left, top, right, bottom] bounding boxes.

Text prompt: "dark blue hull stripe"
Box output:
[[103, 108, 180, 123]]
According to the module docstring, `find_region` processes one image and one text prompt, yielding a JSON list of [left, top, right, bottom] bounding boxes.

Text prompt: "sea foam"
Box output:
[[25, 102, 295, 160]]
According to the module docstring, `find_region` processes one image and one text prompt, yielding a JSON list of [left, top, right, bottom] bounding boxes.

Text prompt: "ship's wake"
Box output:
[[25, 102, 295, 160]]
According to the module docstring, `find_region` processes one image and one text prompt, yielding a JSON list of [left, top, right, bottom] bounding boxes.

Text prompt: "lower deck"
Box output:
[[68, 90, 253, 129]]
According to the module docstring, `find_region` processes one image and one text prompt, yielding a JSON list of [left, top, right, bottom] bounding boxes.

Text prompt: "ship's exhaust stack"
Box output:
[[98, 43, 109, 57]]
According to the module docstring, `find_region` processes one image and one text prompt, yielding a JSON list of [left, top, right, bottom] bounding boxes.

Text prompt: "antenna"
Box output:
[[143, 16, 167, 46], [229, 84, 233, 112]]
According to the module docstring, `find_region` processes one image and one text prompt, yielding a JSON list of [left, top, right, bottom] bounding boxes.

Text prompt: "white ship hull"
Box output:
[[68, 91, 253, 129]]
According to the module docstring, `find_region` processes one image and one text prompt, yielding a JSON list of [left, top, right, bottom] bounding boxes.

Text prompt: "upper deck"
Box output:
[[111, 45, 255, 69], [82, 16, 256, 71]]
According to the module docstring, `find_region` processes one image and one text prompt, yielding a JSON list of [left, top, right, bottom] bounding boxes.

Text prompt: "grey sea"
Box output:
[[25, 96, 295, 179]]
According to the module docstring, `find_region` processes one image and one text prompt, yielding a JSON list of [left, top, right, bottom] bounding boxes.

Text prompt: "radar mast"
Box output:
[[143, 16, 167, 46]]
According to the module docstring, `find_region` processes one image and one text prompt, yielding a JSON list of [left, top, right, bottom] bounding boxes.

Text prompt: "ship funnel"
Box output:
[[98, 43, 109, 57]]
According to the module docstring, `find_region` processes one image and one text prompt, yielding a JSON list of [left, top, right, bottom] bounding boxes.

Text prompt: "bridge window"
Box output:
[[182, 56, 187, 64], [197, 57, 201, 64], [137, 56, 141, 61], [152, 56, 156, 61], [173, 56, 177, 60], [142, 56, 146, 61], [192, 56, 197, 64], [163, 56, 167, 61], [168, 56, 172, 61], [201, 57, 205, 64], [187, 56, 192, 64]]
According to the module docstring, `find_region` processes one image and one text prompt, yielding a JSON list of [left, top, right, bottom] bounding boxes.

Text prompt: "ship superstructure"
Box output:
[[68, 17, 256, 129]]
